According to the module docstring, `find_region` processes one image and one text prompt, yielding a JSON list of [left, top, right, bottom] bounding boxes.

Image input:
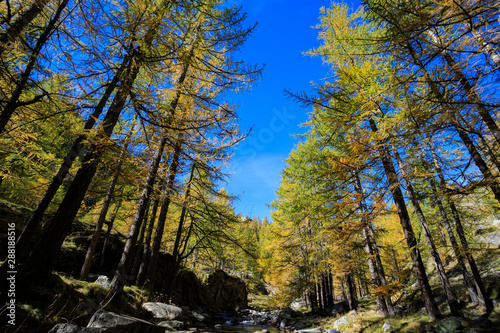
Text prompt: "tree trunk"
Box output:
[[393, 148, 462, 317], [100, 201, 121, 268], [353, 170, 391, 316], [80, 118, 136, 278], [110, 134, 169, 293], [368, 116, 442, 320], [419, 136, 481, 305], [163, 163, 195, 296], [144, 133, 184, 291], [408, 42, 494, 310], [136, 195, 159, 286], [448, 199, 493, 311], [345, 272, 358, 311], [130, 203, 149, 278]]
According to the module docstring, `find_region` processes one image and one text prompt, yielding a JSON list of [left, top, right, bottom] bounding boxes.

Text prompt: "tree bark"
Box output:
[[144, 133, 184, 291], [368, 116, 442, 320], [393, 148, 462, 317], [80, 118, 136, 278], [136, 195, 159, 286], [100, 200, 121, 268], [163, 163, 195, 295]]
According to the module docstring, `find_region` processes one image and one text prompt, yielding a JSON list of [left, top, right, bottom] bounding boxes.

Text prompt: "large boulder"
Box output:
[[87, 309, 164, 333], [206, 270, 248, 311]]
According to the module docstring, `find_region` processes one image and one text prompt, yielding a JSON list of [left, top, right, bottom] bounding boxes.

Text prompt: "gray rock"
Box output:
[[479, 230, 500, 246], [48, 324, 103, 333], [295, 328, 323, 333], [87, 309, 164, 333], [348, 310, 357, 316], [94, 275, 111, 289], [434, 317, 462, 333], [326, 329, 341, 333], [158, 320, 185, 330], [383, 321, 391, 332], [192, 310, 210, 322], [292, 322, 306, 330], [333, 316, 349, 330], [142, 302, 184, 320]]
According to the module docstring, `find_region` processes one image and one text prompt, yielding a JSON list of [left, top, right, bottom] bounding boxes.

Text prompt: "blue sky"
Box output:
[[223, 1, 361, 220]]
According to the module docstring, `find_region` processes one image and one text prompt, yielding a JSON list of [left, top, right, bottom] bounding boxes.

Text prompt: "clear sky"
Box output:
[[223, 1, 361, 220]]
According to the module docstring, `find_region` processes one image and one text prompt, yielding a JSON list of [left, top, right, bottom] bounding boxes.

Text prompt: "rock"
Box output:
[[434, 317, 462, 333], [295, 328, 324, 333], [48, 324, 103, 333], [348, 310, 357, 316], [142, 302, 184, 320], [383, 321, 391, 332], [87, 309, 164, 333], [333, 316, 349, 330], [280, 318, 287, 328], [191, 309, 211, 323], [326, 329, 341, 333], [206, 269, 248, 311], [94, 275, 111, 288], [479, 230, 500, 246], [325, 301, 350, 316], [158, 320, 185, 330]]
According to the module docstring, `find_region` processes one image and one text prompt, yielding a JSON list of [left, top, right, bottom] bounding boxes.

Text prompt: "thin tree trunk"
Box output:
[[110, 134, 169, 293], [426, 134, 491, 310], [430, 178, 479, 305], [368, 116, 442, 320], [393, 148, 462, 317], [80, 118, 136, 278], [136, 195, 159, 286], [415, 133, 481, 305], [345, 272, 358, 311], [163, 163, 195, 295], [130, 202, 149, 278], [144, 133, 184, 291], [353, 170, 390, 316], [100, 200, 121, 268]]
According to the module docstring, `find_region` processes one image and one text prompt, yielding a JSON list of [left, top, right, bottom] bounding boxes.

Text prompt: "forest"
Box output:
[[0, 0, 500, 332]]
